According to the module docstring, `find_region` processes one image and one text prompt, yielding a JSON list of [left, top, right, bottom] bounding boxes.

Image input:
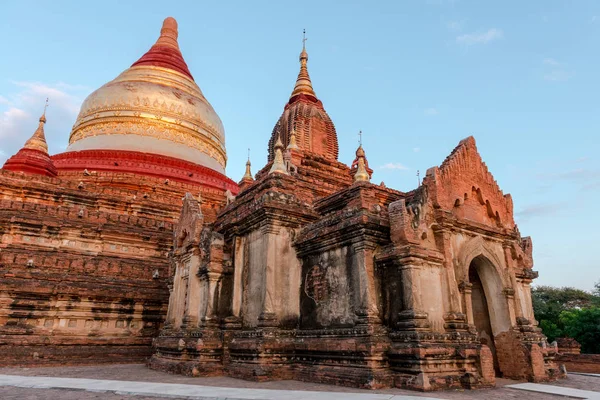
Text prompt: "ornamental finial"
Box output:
[[287, 127, 299, 150], [269, 136, 289, 175], [41, 98, 49, 122], [302, 29, 307, 50], [290, 30, 316, 99], [353, 134, 370, 183], [242, 148, 253, 181], [23, 99, 50, 153]]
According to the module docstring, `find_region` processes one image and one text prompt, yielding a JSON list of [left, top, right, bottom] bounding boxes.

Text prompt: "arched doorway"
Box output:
[[468, 255, 511, 376]]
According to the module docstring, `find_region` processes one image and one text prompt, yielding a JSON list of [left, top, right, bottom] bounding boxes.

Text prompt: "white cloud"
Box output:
[[515, 202, 565, 222], [543, 70, 572, 82], [413, 147, 421, 153], [543, 58, 560, 66], [0, 81, 86, 164], [424, 107, 439, 116], [542, 58, 572, 82], [456, 28, 503, 45], [380, 162, 409, 170], [446, 20, 463, 31]]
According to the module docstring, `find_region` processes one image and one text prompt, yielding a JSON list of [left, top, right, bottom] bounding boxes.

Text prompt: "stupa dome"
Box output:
[[66, 17, 226, 173]]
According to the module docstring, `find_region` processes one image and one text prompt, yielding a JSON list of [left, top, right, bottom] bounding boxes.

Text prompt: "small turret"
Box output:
[[2, 99, 57, 177], [353, 144, 370, 183], [239, 150, 255, 189], [269, 136, 289, 175]]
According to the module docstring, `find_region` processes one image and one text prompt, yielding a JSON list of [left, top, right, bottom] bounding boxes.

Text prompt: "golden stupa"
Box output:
[[66, 17, 227, 173]]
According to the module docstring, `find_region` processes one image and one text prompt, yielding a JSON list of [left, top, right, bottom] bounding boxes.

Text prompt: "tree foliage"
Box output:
[[559, 308, 600, 354], [532, 282, 600, 353]]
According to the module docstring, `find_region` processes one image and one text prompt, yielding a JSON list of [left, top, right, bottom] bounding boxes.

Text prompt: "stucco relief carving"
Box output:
[[173, 193, 204, 251], [304, 264, 329, 305], [69, 120, 226, 167]]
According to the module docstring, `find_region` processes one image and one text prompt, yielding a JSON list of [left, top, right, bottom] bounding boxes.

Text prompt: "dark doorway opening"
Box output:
[[469, 257, 501, 376]]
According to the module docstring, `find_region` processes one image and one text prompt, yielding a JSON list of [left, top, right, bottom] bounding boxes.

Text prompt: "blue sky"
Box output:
[[0, 1, 598, 290]]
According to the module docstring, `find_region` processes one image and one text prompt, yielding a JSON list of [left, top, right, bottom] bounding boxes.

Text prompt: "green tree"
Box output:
[[559, 307, 600, 354], [532, 285, 600, 345]]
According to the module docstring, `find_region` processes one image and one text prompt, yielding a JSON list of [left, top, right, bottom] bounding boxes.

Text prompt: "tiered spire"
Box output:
[[131, 17, 194, 79], [353, 145, 370, 183], [290, 29, 316, 100], [2, 99, 57, 177], [269, 137, 289, 175], [239, 148, 254, 188], [23, 100, 50, 153], [352, 131, 371, 183], [243, 159, 253, 180]]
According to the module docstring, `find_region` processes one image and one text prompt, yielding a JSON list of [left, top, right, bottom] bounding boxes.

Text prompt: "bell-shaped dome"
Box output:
[[66, 17, 226, 173]]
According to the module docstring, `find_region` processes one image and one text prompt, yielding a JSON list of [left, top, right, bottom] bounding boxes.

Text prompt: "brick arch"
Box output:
[[456, 236, 508, 287], [468, 255, 512, 336]]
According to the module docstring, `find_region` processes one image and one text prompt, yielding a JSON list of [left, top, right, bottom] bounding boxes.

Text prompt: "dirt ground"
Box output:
[[0, 363, 597, 399]]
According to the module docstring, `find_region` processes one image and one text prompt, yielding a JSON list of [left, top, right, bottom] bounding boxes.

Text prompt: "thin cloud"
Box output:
[[537, 168, 600, 192], [542, 58, 571, 82], [413, 147, 421, 153], [380, 162, 409, 171], [0, 81, 86, 164], [543, 58, 560, 66], [456, 28, 503, 45], [446, 20, 463, 31], [592, 16, 598, 23], [544, 70, 572, 82], [515, 202, 565, 222], [424, 107, 439, 116]]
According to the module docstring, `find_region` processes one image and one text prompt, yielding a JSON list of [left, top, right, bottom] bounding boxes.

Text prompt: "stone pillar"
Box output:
[[258, 225, 278, 327], [171, 257, 188, 329], [458, 280, 474, 326], [503, 244, 524, 321], [182, 252, 201, 328], [353, 243, 380, 324], [164, 282, 175, 327], [201, 271, 221, 326], [231, 236, 244, 318], [503, 287, 517, 327], [396, 263, 430, 331]]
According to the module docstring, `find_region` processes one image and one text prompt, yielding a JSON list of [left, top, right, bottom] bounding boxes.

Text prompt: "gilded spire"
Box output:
[[269, 136, 289, 175], [242, 149, 253, 180], [23, 98, 50, 153], [353, 144, 370, 183], [290, 29, 316, 99]]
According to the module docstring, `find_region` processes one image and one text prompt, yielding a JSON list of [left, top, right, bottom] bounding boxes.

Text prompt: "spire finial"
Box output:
[[22, 99, 50, 153], [242, 148, 253, 181], [290, 30, 316, 99], [40, 98, 49, 123], [302, 29, 307, 50], [358, 130, 362, 146]]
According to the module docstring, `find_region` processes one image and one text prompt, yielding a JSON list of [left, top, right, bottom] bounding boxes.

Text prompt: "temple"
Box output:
[[0, 17, 563, 391]]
